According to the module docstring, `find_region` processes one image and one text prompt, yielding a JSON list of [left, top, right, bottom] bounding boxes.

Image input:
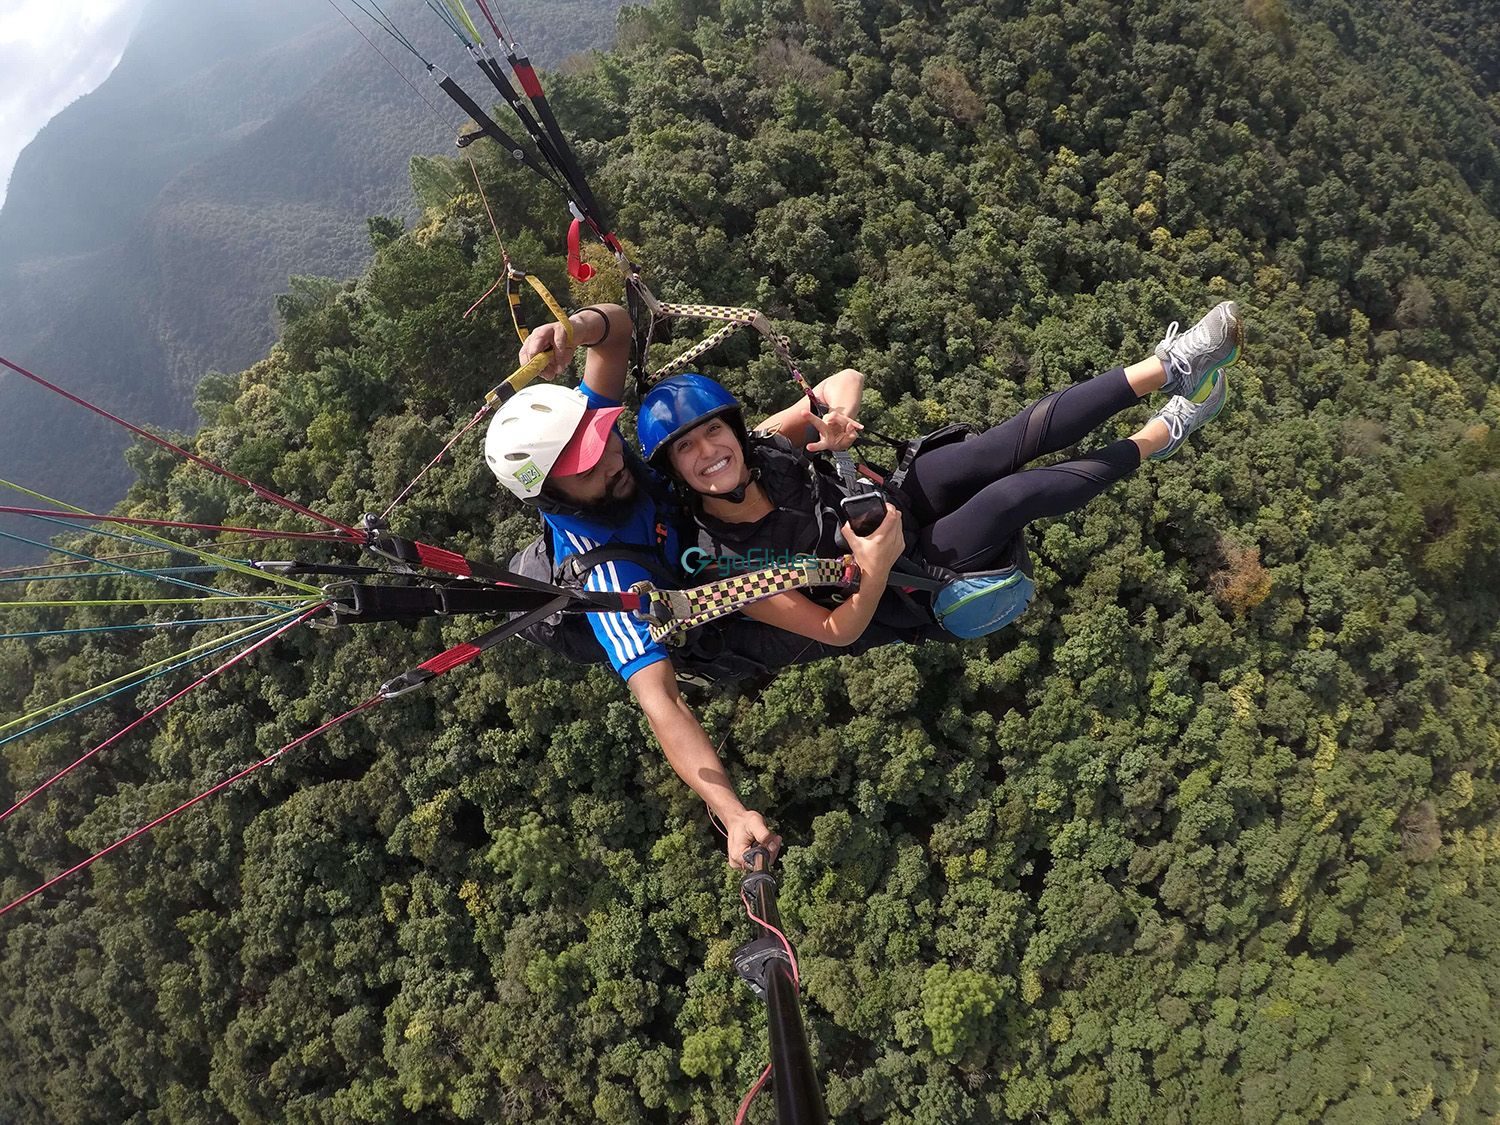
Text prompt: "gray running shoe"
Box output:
[[1157, 300, 1243, 402], [1148, 369, 1228, 461]]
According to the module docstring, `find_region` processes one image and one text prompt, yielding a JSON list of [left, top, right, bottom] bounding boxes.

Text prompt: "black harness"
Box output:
[[684, 429, 1033, 631], [506, 521, 810, 688]]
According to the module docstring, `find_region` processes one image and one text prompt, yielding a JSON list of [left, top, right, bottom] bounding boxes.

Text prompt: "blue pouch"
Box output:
[[931, 569, 1035, 638]]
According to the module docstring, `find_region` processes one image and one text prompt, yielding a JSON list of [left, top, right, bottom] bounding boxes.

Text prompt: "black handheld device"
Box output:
[[839, 492, 887, 537]]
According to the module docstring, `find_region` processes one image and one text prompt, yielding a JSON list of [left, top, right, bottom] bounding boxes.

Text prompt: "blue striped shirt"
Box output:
[[542, 386, 680, 682]]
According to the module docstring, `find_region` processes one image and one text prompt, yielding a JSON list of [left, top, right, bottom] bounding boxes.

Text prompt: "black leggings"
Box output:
[[898, 367, 1143, 571]]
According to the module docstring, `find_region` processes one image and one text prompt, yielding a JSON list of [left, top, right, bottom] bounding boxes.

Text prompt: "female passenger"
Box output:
[[635, 302, 1243, 648]]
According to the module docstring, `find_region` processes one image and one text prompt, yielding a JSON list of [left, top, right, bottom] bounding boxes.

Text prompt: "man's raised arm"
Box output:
[[517, 302, 634, 401]]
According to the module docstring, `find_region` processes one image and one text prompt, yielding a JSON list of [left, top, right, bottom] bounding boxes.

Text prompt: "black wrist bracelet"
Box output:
[[576, 306, 611, 347]]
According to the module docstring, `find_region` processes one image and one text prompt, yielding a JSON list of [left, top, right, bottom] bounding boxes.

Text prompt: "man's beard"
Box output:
[[567, 460, 640, 525]]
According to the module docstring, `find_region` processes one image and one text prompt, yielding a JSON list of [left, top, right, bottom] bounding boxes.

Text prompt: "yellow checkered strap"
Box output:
[[630, 556, 856, 644], [652, 320, 750, 380], [647, 301, 811, 396]]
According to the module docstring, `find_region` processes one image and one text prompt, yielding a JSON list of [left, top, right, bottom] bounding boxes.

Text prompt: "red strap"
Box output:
[[414, 542, 473, 577], [567, 219, 595, 282], [418, 643, 483, 675], [513, 62, 545, 99]]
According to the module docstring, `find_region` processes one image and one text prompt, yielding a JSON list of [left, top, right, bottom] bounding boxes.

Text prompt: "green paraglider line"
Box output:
[[0, 620, 296, 750], [1, 605, 327, 825], [0, 608, 317, 740], [425, 0, 474, 45], [0, 476, 326, 594], [0, 528, 299, 613]]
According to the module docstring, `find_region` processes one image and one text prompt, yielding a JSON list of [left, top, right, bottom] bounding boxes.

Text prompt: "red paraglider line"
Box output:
[[0, 354, 361, 537], [0, 693, 382, 920], [0, 605, 325, 825], [733, 887, 805, 1122], [734, 1064, 774, 1125]]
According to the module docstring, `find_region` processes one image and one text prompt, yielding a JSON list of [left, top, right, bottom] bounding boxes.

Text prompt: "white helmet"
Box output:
[[484, 385, 590, 500]]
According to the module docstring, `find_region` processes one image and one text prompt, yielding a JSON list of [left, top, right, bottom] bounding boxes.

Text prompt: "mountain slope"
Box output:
[[0, 0, 621, 563], [2, 0, 1499, 1122]]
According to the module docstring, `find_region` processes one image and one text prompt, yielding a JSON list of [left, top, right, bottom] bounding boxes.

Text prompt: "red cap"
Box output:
[[551, 406, 624, 477]]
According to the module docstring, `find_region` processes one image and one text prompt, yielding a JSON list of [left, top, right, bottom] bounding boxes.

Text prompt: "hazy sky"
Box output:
[[0, 0, 148, 209]]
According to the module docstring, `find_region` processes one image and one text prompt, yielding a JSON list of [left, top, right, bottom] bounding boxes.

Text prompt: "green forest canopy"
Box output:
[[3, 0, 1500, 1121]]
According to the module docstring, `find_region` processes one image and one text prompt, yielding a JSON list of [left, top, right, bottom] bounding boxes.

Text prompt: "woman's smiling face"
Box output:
[[667, 416, 748, 495]]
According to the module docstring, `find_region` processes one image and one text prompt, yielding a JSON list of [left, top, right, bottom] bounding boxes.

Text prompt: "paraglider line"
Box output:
[[0, 605, 325, 824], [741, 889, 801, 990], [0, 616, 275, 641], [734, 1064, 774, 1125], [0, 566, 232, 585], [0, 691, 382, 920], [0, 476, 327, 594], [379, 404, 490, 520], [0, 528, 298, 613], [326, 0, 448, 122], [0, 355, 360, 537], [0, 611, 318, 742], [0, 506, 352, 542]]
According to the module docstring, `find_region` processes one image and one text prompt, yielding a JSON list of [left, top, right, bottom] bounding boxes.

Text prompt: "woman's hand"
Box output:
[[806, 408, 864, 452], [518, 319, 577, 380], [723, 809, 781, 870], [844, 503, 904, 581]]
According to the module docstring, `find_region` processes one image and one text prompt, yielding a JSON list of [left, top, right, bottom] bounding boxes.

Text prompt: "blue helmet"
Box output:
[[637, 373, 746, 465]]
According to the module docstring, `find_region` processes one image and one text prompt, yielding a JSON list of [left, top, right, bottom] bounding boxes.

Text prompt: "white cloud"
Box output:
[[0, 0, 148, 208]]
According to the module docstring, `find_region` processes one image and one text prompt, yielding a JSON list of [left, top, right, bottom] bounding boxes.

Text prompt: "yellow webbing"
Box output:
[[484, 270, 575, 405]]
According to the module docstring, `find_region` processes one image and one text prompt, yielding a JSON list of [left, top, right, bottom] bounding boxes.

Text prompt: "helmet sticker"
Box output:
[[514, 461, 543, 490]]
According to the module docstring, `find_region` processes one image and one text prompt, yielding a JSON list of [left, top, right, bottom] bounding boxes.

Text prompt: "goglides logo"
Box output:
[[680, 546, 713, 576], [680, 547, 819, 578]]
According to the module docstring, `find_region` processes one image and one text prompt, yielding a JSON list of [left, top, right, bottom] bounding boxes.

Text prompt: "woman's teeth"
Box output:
[[702, 457, 729, 477]]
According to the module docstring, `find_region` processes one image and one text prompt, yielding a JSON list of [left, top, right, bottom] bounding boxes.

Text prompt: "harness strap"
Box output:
[[326, 581, 564, 624], [362, 521, 643, 613], [557, 543, 679, 589], [630, 557, 856, 643], [886, 558, 954, 593], [379, 594, 574, 697]]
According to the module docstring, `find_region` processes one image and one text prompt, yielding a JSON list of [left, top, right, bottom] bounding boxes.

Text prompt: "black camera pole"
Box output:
[[732, 847, 828, 1124]]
